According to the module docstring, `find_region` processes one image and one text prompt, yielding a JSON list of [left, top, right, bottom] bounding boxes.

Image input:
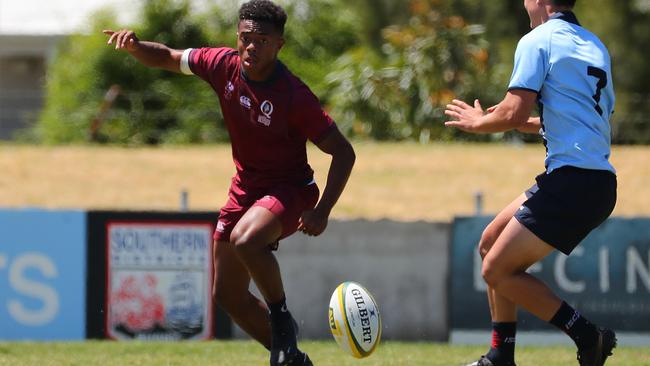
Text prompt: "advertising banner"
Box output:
[[105, 222, 214, 340], [450, 217, 650, 331], [0, 209, 86, 340]]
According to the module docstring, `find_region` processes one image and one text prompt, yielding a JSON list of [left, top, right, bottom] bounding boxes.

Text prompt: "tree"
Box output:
[[35, 0, 650, 145], [326, 0, 502, 142], [575, 0, 650, 143], [37, 0, 223, 144], [36, 0, 360, 144]]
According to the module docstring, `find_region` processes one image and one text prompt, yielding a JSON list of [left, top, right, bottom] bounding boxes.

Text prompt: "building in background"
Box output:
[[0, 35, 60, 139], [0, 0, 135, 139]]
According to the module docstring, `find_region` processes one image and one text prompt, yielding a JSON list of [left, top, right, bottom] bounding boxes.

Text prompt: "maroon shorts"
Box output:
[[213, 178, 320, 245]]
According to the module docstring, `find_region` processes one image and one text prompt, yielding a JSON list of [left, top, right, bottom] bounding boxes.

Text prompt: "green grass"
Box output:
[[0, 340, 647, 366]]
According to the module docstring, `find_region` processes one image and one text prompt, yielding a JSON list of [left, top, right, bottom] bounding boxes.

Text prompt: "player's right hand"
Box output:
[[297, 207, 329, 237], [103, 29, 139, 52]]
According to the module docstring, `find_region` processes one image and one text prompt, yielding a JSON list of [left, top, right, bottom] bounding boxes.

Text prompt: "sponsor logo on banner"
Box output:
[[450, 217, 650, 332], [0, 210, 86, 340], [106, 222, 213, 340]]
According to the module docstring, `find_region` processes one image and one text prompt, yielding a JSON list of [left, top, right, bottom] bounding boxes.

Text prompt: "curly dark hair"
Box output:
[[551, 0, 576, 7], [238, 0, 287, 35]]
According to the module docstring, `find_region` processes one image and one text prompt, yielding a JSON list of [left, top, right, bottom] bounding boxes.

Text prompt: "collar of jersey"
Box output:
[[240, 61, 285, 86], [550, 11, 581, 26]]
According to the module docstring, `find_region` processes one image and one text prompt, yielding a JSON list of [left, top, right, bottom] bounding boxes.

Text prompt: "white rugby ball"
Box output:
[[328, 282, 382, 358]]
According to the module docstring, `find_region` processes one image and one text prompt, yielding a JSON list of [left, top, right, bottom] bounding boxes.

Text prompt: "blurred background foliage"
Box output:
[[35, 0, 650, 144]]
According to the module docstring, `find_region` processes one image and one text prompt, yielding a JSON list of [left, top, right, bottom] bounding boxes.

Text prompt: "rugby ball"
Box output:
[[328, 282, 382, 358]]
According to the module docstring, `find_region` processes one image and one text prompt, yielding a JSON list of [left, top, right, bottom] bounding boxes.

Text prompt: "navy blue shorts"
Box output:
[[514, 166, 617, 255]]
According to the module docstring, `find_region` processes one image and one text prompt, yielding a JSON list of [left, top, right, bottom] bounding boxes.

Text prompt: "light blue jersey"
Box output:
[[508, 12, 615, 173]]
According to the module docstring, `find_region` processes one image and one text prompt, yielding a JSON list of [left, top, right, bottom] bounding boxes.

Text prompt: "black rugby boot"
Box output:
[[576, 328, 617, 366]]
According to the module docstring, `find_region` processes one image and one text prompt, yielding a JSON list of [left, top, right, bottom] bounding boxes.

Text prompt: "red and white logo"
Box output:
[[111, 274, 165, 332], [216, 220, 226, 233]]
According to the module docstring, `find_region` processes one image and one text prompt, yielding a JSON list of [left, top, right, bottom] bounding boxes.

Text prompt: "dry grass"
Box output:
[[0, 142, 648, 221]]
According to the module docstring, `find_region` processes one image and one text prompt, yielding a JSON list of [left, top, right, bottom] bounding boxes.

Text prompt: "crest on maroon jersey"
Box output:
[[261, 100, 274, 118]]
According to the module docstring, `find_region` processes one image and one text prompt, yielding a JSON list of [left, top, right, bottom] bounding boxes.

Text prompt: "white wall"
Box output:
[[231, 219, 451, 341]]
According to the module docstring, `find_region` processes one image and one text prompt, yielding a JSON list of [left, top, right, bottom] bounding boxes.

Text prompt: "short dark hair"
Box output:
[[238, 0, 287, 35], [551, 0, 576, 7]]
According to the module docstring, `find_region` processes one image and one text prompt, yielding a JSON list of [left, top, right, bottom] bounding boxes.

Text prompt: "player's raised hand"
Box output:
[[103, 29, 140, 52], [444, 99, 485, 133]]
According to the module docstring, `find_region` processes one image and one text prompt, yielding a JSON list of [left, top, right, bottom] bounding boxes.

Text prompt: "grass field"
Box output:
[[1, 142, 649, 221], [0, 340, 648, 366]]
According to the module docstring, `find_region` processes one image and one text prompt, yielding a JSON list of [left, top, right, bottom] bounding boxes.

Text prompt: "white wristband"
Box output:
[[180, 48, 194, 75]]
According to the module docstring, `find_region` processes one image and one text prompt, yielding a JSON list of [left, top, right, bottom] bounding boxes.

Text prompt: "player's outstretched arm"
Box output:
[[103, 29, 184, 73], [298, 127, 355, 237], [444, 89, 537, 134]]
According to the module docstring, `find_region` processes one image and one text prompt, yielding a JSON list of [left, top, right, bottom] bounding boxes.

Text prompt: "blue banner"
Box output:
[[0, 210, 86, 340], [450, 217, 650, 331]]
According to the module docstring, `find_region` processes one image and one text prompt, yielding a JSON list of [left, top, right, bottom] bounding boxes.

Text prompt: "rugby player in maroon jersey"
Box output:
[[104, 1, 355, 364]]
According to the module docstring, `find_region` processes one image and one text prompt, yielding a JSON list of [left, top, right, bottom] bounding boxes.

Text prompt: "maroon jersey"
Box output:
[[186, 47, 335, 188]]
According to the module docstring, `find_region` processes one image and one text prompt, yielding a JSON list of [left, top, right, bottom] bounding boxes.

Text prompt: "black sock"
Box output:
[[267, 296, 295, 348], [268, 296, 291, 323], [486, 322, 516, 365], [549, 301, 598, 349]]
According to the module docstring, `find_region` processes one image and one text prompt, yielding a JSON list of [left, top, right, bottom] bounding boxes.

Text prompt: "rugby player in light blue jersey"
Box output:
[[445, 1, 616, 366]]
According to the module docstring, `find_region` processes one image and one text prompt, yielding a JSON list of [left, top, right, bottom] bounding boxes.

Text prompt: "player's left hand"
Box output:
[[444, 99, 485, 133], [298, 207, 329, 237]]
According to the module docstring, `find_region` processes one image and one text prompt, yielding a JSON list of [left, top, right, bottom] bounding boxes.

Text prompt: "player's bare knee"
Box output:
[[230, 229, 256, 253], [481, 260, 504, 287]]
